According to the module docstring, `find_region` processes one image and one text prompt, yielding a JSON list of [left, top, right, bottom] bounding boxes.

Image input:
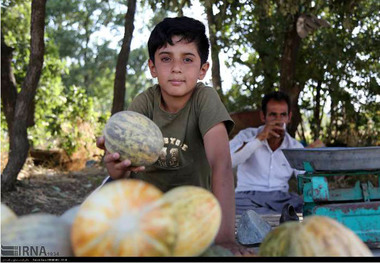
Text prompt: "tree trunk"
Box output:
[[279, 15, 302, 137], [1, 35, 18, 136], [111, 0, 137, 115], [1, 0, 46, 192], [205, 0, 226, 104], [312, 80, 322, 140], [256, 6, 276, 93]]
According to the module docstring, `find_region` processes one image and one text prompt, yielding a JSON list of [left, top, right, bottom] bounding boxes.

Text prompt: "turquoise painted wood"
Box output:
[[298, 163, 380, 244], [312, 202, 380, 244]]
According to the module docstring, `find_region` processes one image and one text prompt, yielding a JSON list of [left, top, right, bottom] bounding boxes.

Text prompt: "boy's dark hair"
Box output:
[[148, 16, 210, 66], [261, 91, 292, 115]]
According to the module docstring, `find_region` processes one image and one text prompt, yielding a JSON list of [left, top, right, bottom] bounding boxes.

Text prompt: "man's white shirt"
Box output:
[[230, 125, 304, 193]]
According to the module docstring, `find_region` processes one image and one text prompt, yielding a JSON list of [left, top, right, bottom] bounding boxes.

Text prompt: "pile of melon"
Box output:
[[70, 180, 222, 256], [1, 181, 222, 257]]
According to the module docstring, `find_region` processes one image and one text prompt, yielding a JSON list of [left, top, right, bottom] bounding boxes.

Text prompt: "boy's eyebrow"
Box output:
[[158, 51, 196, 57]]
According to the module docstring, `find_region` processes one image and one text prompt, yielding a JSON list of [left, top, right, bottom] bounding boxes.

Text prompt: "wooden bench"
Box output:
[[235, 213, 303, 235]]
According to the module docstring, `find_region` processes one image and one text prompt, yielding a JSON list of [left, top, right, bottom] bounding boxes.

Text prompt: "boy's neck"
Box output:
[[160, 93, 191, 113]]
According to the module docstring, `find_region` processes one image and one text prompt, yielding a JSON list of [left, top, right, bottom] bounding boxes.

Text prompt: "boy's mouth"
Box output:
[[169, 79, 185, 85]]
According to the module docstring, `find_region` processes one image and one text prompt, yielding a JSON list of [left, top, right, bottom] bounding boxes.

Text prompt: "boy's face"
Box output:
[[148, 35, 209, 102]]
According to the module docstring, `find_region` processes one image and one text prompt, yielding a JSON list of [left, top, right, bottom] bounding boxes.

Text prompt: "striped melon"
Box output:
[[2, 213, 73, 257], [71, 179, 177, 256], [103, 111, 164, 166], [259, 215, 373, 257], [162, 186, 222, 256], [1, 203, 17, 225]]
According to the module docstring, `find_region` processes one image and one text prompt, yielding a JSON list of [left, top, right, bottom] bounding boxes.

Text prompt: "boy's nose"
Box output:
[[171, 60, 182, 73]]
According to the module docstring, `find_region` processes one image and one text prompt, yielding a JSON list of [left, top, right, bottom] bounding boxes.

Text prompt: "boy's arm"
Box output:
[[203, 122, 255, 256]]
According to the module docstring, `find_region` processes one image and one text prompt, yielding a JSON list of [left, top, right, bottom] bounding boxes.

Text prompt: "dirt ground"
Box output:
[[2, 156, 378, 218], [1, 159, 108, 216]]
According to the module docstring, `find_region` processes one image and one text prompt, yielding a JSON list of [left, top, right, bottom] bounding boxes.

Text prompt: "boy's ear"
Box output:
[[198, 62, 210, 80], [148, 59, 157, 78]]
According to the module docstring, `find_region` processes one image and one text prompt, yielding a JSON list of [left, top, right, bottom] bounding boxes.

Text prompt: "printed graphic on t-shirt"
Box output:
[[157, 137, 188, 168]]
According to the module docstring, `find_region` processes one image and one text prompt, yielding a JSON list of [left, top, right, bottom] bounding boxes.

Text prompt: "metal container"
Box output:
[[282, 146, 380, 171]]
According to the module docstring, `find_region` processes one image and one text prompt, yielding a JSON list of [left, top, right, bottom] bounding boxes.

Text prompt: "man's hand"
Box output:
[[217, 241, 256, 256], [257, 120, 285, 141], [96, 136, 145, 179]]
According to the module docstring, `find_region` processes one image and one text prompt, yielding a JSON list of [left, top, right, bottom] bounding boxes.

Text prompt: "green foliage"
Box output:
[[1, 0, 31, 86], [125, 47, 154, 106], [1, 105, 9, 155], [296, 0, 380, 145], [31, 84, 105, 156], [46, 0, 120, 114], [216, 0, 286, 111], [216, 0, 379, 146], [1, 0, 105, 158]]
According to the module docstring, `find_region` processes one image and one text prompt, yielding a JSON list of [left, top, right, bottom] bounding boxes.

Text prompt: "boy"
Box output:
[[97, 17, 253, 255]]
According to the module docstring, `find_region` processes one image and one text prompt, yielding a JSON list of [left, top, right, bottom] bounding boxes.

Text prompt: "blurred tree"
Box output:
[[125, 47, 154, 105], [1, 0, 103, 175], [297, 0, 379, 145], [216, 0, 378, 144], [1, 0, 47, 191], [203, 0, 238, 104], [45, 0, 119, 113], [111, 0, 137, 115]]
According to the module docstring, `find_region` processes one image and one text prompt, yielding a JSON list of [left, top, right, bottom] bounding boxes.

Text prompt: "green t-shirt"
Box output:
[[127, 82, 234, 192]]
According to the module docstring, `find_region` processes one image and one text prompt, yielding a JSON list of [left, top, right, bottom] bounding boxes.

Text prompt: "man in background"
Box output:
[[230, 91, 304, 216]]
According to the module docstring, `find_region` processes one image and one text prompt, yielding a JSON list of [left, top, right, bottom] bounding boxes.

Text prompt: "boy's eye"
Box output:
[[161, 57, 171, 62], [184, 57, 193, 63]]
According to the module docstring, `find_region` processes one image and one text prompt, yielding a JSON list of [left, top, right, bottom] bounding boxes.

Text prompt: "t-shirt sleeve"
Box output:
[[195, 85, 234, 137], [127, 87, 154, 119]]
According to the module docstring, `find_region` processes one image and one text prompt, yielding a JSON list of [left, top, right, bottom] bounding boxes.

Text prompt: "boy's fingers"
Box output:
[[104, 152, 120, 163], [114, 159, 132, 170], [129, 166, 145, 172], [96, 136, 106, 150]]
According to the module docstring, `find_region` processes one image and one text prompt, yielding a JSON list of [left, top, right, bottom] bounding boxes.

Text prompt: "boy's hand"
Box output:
[[217, 241, 256, 256], [96, 136, 145, 179]]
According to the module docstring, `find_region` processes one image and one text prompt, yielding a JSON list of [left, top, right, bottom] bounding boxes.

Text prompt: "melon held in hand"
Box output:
[[71, 179, 177, 256], [103, 110, 164, 166]]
